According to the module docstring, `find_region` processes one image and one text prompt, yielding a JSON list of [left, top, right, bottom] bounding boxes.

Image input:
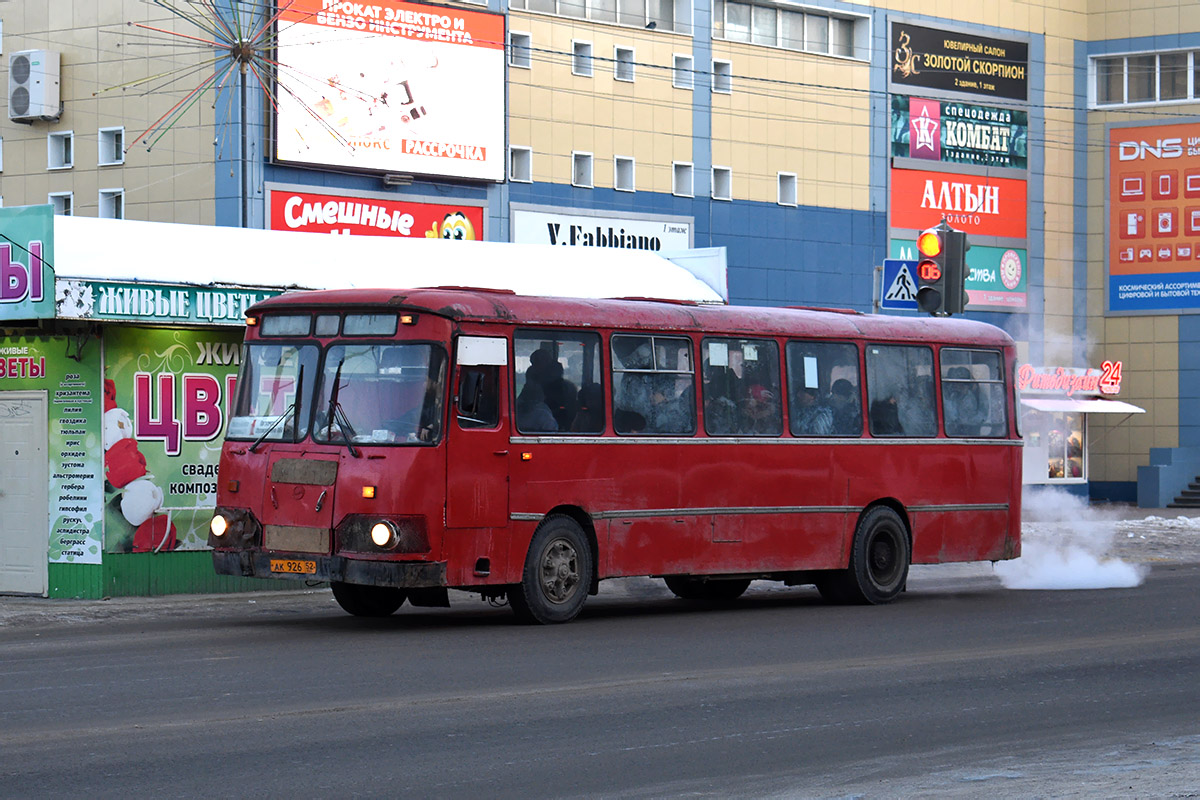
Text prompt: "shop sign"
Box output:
[[891, 22, 1029, 101], [55, 279, 282, 326], [0, 205, 55, 322], [891, 167, 1027, 240], [103, 328, 242, 553], [1108, 121, 1200, 312], [890, 240, 1027, 309], [1017, 362, 1124, 397], [274, 0, 505, 181], [267, 188, 483, 239], [511, 207, 692, 250], [891, 96, 1027, 169], [1, 334, 104, 564]]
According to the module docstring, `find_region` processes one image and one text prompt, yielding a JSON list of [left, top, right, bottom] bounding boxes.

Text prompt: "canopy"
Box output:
[[1020, 397, 1146, 414], [53, 216, 725, 304]]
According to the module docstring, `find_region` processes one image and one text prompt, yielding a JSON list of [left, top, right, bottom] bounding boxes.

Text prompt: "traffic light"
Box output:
[[915, 220, 970, 316]]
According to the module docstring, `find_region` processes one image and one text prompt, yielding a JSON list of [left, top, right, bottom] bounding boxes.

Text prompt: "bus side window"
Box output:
[[704, 338, 782, 436], [941, 348, 1007, 438], [612, 334, 695, 435], [457, 366, 500, 428], [866, 345, 936, 437], [514, 331, 604, 434]]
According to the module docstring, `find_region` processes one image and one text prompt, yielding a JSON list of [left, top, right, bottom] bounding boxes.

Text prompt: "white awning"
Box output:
[[1020, 397, 1145, 414], [52, 216, 726, 304]]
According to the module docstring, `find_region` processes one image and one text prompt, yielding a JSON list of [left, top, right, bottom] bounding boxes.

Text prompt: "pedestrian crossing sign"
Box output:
[[881, 259, 918, 311]]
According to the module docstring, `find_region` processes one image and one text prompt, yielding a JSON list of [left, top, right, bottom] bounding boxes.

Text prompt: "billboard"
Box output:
[[103, 328, 242, 553], [891, 96, 1028, 170], [1, 334, 104, 564], [1108, 121, 1200, 312], [890, 240, 1027, 310], [890, 167, 1027, 240], [274, 0, 505, 181], [511, 207, 693, 250], [0, 205, 55, 322], [890, 22, 1028, 101], [267, 187, 485, 239]]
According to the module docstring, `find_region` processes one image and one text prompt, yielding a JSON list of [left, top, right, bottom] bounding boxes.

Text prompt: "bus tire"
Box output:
[[664, 576, 751, 602], [821, 506, 910, 605], [331, 581, 407, 617], [509, 515, 592, 625]]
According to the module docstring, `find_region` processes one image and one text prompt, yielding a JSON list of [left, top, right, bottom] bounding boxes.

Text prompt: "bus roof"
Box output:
[[250, 287, 1014, 347]]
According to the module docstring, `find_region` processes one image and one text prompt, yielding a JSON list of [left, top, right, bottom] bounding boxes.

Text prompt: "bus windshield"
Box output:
[[226, 343, 320, 442], [313, 343, 448, 445]]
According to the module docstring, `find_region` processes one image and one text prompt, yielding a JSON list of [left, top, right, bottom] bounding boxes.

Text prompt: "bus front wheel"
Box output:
[[331, 582, 407, 617], [509, 515, 593, 624], [819, 506, 910, 605]]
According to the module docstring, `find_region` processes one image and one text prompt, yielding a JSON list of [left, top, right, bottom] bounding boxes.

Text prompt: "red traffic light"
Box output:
[[917, 229, 942, 257]]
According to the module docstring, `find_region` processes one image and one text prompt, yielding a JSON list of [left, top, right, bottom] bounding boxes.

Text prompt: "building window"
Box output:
[[99, 188, 125, 219], [673, 54, 694, 89], [98, 126, 125, 166], [509, 0, 675, 31], [47, 131, 73, 169], [712, 166, 732, 200], [614, 156, 635, 192], [573, 152, 593, 188], [715, 2, 865, 59], [48, 191, 73, 215], [778, 172, 797, 206], [510, 146, 532, 182], [0, 137, 4, 172], [673, 162, 693, 197], [712, 59, 732, 93], [572, 40, 594, 76], [509, 31, 532, 69], [1094, 50, 1200, 106], [614, 46, 635, 82]]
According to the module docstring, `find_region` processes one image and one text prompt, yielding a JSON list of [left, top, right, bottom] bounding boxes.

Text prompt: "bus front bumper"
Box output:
[[213, 550, 447, 588]]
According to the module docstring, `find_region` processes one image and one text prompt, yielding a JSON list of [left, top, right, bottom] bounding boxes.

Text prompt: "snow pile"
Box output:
[[996, 489, 1149, 590]]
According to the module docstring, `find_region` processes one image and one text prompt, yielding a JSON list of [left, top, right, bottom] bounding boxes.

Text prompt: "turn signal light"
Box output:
[[362, 485, 376, 499]]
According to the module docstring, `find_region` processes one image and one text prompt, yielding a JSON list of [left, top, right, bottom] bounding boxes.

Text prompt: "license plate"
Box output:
[[270, 559, 317, 574]]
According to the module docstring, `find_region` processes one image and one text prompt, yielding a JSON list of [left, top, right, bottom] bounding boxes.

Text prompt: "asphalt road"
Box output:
[[2, 564, 1199, 798]]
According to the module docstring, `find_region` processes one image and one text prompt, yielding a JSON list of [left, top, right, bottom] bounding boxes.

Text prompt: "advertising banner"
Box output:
[[103, 328, 242, 553], [1108, 121, 1200, 312], [891, 167, 1027, 240], [274, 0, 506, 181], [54, 279, 281, 326], [511, 208, 693, 250], [1, 335, 104, 564], [267, 188, 484, 239], [890, 22, 1028, 101], [890, 239, 1027, 310], [891, 96, 1028, 170], [0, 205, 55, 322]]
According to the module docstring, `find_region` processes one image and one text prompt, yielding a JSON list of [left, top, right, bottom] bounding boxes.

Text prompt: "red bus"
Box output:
[[209, 288, 1021, 623]]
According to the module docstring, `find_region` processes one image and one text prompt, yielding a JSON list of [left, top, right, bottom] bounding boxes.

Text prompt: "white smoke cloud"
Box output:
[[995, 487, 1149, 590]]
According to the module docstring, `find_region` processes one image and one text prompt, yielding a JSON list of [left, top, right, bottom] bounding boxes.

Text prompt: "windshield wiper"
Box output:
[[250, 365, 304, 453], [325, 358, 360, 458]]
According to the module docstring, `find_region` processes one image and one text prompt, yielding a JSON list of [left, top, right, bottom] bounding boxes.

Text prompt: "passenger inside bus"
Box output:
[[516, 381, 558, 432], [792, 384, 833, 435], [572, 382, 605, 432], [943, 365, 985, 437], [828, 378, 861, 435]]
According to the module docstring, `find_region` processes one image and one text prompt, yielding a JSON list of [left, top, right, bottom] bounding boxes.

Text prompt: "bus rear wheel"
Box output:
[[331, 582, 407, 617], [509, 515, 592, 625], [664, 576, 751, 602], [819, 506, 910, 605]]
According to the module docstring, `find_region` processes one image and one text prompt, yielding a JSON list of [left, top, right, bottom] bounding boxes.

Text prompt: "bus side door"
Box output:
[[446, 336, 509, 529]]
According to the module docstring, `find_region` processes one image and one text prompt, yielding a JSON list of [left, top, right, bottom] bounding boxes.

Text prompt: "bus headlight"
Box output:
[[370, 521, 397, 548], [210, 514, 229, 538]]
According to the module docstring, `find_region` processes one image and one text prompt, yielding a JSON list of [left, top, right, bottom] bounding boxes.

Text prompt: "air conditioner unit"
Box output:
[[8, 50, 61, 122]]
